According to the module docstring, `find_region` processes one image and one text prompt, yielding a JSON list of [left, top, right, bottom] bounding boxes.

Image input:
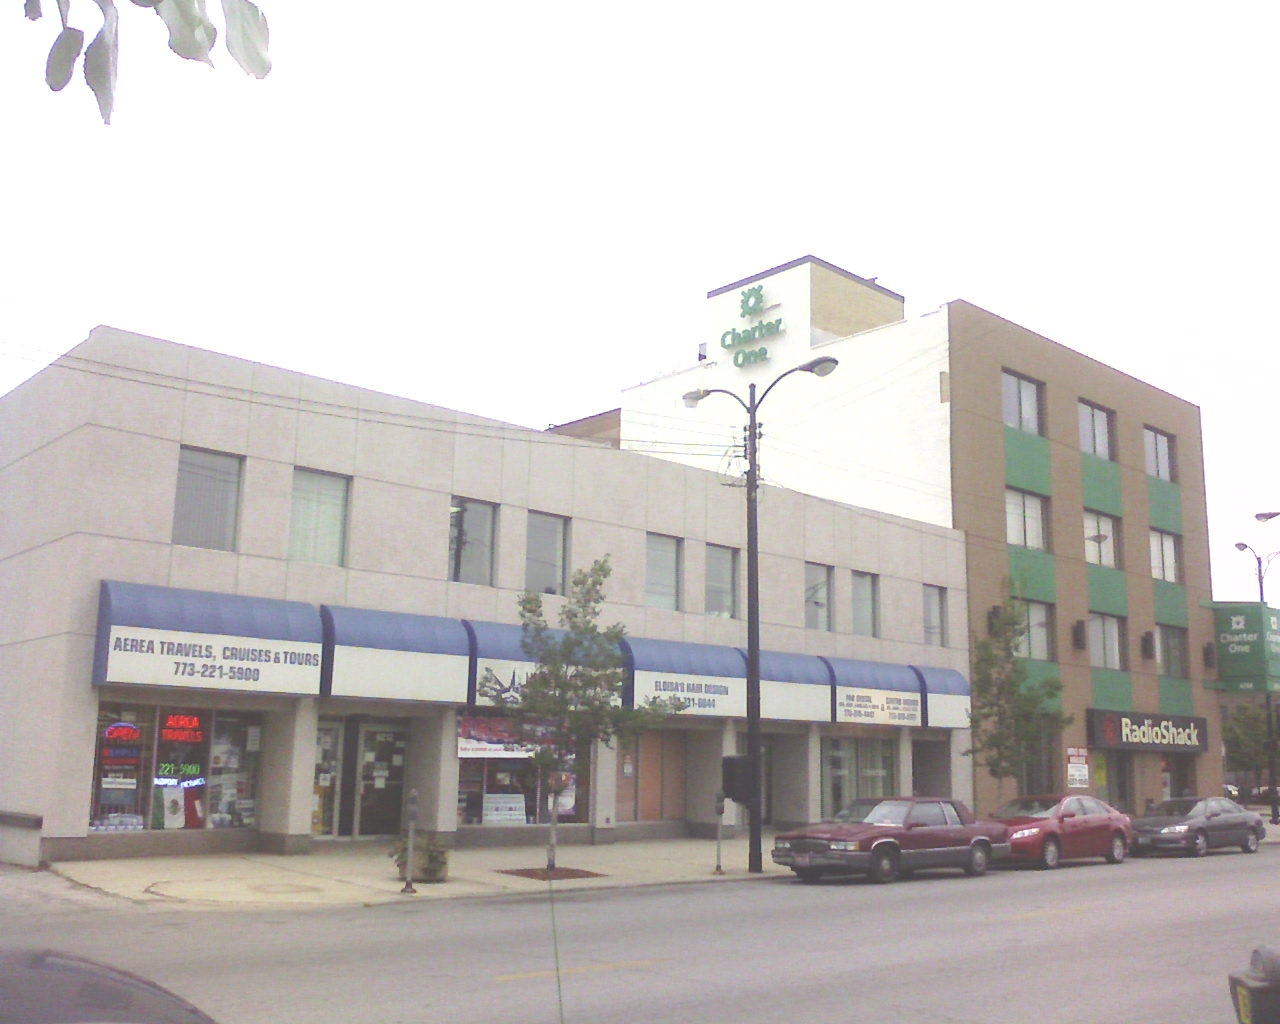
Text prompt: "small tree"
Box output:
[[1223, 703, 1269, 796], [966, 593, 1071, 807], [479, 556, 680, 869]]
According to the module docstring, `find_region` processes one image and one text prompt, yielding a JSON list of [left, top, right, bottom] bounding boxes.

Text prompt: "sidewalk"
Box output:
[[43, 834, 787, 910]]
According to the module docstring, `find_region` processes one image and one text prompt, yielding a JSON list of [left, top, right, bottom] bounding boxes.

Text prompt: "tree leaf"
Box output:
[[45, 25, 84, 91], [24, 0, 42, 21], [153, 0, 217, 64], [83, 0, 119, 124], [221, 0, 270, 79]]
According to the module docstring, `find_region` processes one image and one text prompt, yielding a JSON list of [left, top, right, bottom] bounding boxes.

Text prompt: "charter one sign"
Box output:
[[1210, 602, 1280, 692]]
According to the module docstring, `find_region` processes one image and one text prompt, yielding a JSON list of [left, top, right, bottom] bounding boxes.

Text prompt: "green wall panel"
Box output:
[[1087, 564, 1128, 615], [1147, 477, 1183, 532], [1007, 546, 1057, 603], [1091, 670, 1132, 710], [1081, 455, 1123, 515], [1153, 580, 1188, 627], [1158, 677, 1195, 717], [1020, 659, 1063, 712], [1005, 427, 1052, 495]]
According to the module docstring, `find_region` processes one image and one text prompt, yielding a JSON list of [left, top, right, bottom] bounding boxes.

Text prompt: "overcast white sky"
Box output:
[[2, 3, 1278, 602]]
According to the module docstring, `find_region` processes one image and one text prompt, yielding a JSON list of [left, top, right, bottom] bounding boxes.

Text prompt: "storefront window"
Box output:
[[821, 737, 897, 818], [90, 702, 262, 832], [456, 713, 588, 825]]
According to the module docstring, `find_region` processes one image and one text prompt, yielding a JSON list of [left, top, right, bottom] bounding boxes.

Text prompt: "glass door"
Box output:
[[312, 721, 343, 836], [355, 725, 407, 836]]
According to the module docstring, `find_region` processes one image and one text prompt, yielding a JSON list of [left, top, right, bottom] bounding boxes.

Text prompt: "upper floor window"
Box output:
[[705, 544, 737, 619], [289, 468, 349, 565], [1156, 624, 1189, 678], [1078, 400, 1113, 459], [646, 533, 682, 610], [1083, 510, 1119, 568], [1006, 489, 1048, 550], [526, 511, 568, 595], [1013, 600, 1054, 661], [923, 585, 947, 646], [851, 570, 880, 637], [449, 497, 497, 585], [173, 447, 242, 551], [805, 562, 832, 631], [1150, 529, 1180, 583], [1087, 613, 1125, 670], [1144, 427, 1176, 481], [1002, 371, 1043, 435]]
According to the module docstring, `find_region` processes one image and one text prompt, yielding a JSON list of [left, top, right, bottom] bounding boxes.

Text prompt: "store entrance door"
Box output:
[[312, 721, 344, 836], [354, 725, 407, 836]]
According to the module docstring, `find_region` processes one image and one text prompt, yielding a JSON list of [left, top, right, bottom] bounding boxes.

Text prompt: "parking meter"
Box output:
[[1229, 943, 1280, 1023]]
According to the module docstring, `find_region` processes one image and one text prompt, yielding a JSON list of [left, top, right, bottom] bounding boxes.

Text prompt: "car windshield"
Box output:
[[1149, 798, 1204, 817], [994, 797, 1060, 818], [834, 799, 912, 825]]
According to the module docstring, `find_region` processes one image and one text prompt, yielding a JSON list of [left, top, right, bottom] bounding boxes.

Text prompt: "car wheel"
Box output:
[[964, 842, 990, 877], [1039, 837, 1061, 870], [1188, 830, 1208, 858], [868, 845, 899, 883], [795, 868, 823, 884], [1242, 831, 1260, 855], [1106, 832, 1127, 864]]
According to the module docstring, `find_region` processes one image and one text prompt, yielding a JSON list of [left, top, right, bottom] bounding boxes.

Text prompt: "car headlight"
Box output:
[[774, 840, 791, 851], [1010, 827, 1041, 840], [1160, 824, 1190, 834], [828, 840, 856, 851]]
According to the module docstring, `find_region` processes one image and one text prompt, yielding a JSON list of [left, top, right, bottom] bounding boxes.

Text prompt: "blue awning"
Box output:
[[468, 620, 531, 663], [756, 650, 833, 686], [823, 657, 921, 692], [98, 580, 321, 642], [323, 606, 470, 656], [623, 637, 746, 677], [911, 666, 970, 696]]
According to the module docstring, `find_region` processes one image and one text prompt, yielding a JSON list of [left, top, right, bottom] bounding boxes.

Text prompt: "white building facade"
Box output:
[[0, 326, 973, 866]]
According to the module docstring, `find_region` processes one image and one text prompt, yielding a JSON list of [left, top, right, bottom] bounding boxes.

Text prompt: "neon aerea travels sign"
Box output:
[[719, 284, 784, 369]]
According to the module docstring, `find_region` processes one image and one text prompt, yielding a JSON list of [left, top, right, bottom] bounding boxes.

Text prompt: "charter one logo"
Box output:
[[719, 285, 784, 368]]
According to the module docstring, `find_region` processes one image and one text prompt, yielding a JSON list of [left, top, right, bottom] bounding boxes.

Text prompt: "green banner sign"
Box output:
[[1210, 602, 1280, 692]]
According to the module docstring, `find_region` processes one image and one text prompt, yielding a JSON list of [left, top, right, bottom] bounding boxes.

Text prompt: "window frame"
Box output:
[[1014, 599, 1054, 661], [525, 510, 569, 596], [173, 446, 243, 552], [851, 570, 880, 638], [1144, 427, 1177, 482], [805, 562, 833, 631], [1156, 624, 1189, 679], [1087, 612, 1126, 670], [1083, 510, 1120, 568], [1002, 370, 1043, 435], [1149, 528, 1180, 583], [449, 496, 498, 586], [923, 584, 947, 647], [289, 467, 350, 566], [645, 533, 682, 610], [1006, 488, 1048, 550], [704, 543, 737, 619], [1078, 400, 1114, 460]]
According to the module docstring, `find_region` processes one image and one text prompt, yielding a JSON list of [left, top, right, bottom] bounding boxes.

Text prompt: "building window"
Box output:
[[1144, 427, 1176, 481], [646, 533, 682, 610], [923, 585, 947, 646], [1150, 529, 1180, 583], [173, 447, 242, 551], [1078, 400, 1113, 459], [1083, 510, 1119, 568], [1006, 489, 1048, 550], [805, 562, 832, 630], [449, 497, 497, 585], [851, 570, 879, 637], [1087, 613, 1125, 670], [289, 469, 349, 565], [1002, 371, 1042, 435], [1156, 624, 1189, 678], [526, 511, 568, 595], [1014, 600, 1054, 661], [705, 544, 737, 618]]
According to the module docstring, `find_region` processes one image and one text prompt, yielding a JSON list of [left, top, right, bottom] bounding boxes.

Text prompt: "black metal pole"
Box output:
[[745, 383, 762, 874], [1256, 558, 1280, 826]]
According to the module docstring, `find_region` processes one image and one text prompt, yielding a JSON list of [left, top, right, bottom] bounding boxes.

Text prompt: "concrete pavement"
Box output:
[[37, 834, 787, 910]]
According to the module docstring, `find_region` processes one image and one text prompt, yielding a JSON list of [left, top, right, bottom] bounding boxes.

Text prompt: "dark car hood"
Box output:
[[1131, 814, 1194, 828]]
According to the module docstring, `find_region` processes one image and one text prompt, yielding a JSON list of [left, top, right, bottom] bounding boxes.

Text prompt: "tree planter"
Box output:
[[390, 836, 449, 884]]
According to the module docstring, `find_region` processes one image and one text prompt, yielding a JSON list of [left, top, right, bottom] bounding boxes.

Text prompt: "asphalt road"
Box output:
[[3, 846, 1274, 1023]]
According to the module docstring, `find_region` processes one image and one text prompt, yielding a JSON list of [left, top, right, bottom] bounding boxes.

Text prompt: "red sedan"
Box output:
[[992, 794, 1132, 869]]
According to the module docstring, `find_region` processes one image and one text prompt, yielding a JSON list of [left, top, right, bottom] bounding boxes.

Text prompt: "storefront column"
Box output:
[[406, 708, 459, 841], [684, 721, 738, 839], [897, 728, 914, 798], [769, 727, 818, 831], [589, 739, 617, 842], [258, 697, 318, 854], [949, 726, 974, 807]]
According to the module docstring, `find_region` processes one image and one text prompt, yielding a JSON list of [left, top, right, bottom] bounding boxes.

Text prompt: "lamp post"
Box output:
[[683, 355, 838, 873], [1235, 540, 1280, 825]]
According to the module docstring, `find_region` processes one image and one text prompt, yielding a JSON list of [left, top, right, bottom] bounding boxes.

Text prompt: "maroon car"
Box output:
[[992, 793, 1132, 868], [771, 796, 1011, 884]]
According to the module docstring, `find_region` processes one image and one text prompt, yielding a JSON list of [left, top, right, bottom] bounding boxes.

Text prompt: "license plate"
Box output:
[[794, 854, 811, 867], [1136, 836, 1150, 846]]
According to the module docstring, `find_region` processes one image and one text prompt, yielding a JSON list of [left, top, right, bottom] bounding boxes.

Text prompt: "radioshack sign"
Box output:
[[1086, 709, 1208, 753]]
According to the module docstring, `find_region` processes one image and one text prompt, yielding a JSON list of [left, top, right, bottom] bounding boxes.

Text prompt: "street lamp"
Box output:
[[1235, 540, 1280, 825], [683, 355, 839, 873]]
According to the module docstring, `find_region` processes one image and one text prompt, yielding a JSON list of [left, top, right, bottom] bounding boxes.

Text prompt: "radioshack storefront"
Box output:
[[1085, 709, 1209, 811]]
